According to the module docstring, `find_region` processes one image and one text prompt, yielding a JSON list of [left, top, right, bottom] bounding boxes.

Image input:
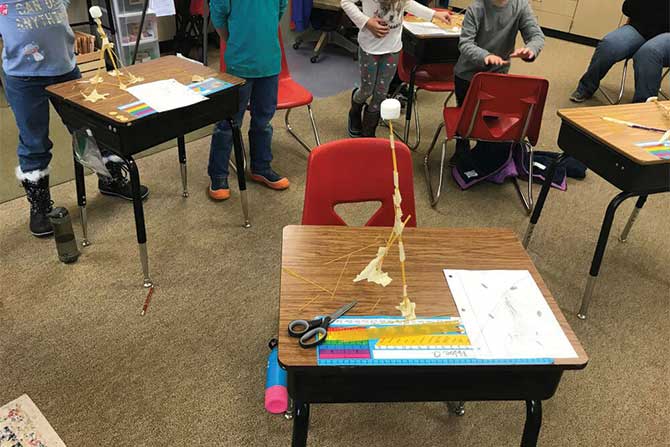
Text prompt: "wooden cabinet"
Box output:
[[570, 0, 624, 39], [446, 0, 623, 41]]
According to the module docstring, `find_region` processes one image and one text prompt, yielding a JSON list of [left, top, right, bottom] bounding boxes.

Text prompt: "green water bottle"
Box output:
[[48, 207, 80, 264]]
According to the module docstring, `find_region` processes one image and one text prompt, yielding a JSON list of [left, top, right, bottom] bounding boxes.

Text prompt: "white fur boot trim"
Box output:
[[16, 166, 50, 183]]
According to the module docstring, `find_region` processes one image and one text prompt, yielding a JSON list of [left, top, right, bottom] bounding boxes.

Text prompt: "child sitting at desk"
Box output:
[[341, 0, 451, 137], [207, 0, 290, 201], [452, 0, 544, 173], [0, 0, 149, 238]]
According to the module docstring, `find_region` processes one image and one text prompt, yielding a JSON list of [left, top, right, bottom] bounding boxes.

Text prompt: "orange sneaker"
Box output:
[[208, 180, 230, 201], [250, 169, 290, 190]]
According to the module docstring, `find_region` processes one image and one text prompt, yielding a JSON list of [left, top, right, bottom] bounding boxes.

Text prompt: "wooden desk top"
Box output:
[[45, 55, 244, 126], [278, 225, 587, 369], [558, 102, 670, 166], [404, 13, 463, 39]]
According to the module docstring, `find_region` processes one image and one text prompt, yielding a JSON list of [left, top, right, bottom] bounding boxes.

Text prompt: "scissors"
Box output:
[[288, 301, 357, 348]]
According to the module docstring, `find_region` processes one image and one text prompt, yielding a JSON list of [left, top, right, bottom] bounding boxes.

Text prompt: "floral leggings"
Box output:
[[353, 49, 400, 113]]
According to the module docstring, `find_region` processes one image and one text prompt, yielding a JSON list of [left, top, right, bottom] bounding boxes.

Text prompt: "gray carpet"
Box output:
[[1, 36, 669, 446]]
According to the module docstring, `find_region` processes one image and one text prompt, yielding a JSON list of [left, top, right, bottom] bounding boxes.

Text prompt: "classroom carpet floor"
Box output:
[[1, 36, 669, 446]]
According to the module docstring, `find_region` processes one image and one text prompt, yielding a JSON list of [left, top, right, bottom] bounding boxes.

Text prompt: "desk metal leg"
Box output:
[[522, 153, 568, 249], [291, 402, 310, 447], [229, 118, 251, 228], [447, 401, 466, 416], [73, 155, 91, 247], [126, 156, 153, 288], [177, 135, 189, 198], [578, 191, 635, 319], [619, 195, 647, 242], [403, 67, 417, 150], [521, 400, 542, 447]]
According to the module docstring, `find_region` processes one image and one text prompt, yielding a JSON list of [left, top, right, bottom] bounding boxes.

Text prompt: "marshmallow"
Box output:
[[380, 98, 401, 120], [89, 6, 102, 19]]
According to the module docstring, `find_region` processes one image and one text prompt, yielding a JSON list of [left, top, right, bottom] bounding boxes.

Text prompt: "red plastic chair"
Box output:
[[425, 72, 549, 212], [302, 138, 417, 227], [395, 50, 455, 151], [219, 29, 320, 153]]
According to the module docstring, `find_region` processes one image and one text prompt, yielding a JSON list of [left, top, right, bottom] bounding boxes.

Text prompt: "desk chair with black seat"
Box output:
[[293, 0, 359, 63]]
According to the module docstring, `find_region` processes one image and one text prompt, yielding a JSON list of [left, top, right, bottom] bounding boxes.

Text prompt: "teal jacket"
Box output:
[[210, 0, 288, 78]]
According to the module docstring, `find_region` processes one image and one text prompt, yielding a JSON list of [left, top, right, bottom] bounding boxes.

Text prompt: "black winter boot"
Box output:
[[22, 175, 54, 237], [348, 89, 365, 137], [361, 106, 381, 138], [98, 157, 149, 201]]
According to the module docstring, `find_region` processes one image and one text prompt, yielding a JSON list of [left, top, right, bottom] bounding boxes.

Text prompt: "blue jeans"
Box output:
[[4, 67, 81, 173], [633, 33, 670, 102], [208, 75, 279, 185]]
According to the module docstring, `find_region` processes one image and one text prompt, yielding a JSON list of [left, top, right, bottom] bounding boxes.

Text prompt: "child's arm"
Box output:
[[210, 0, 230, 41], [341, 0, 389, 38], [406, 1, 451, 24], [511, 2, 545, 62], [458, 6, 491, 66]]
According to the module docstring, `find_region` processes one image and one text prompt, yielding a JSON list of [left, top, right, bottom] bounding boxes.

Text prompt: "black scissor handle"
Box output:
[[299, 326, 328, 349], [288, 318, 320, 337]]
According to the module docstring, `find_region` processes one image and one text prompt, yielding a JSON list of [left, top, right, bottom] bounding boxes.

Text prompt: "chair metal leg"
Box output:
[[599, 59, 629, 105], [424, 123, 446, 207], [285, 107, 318, 153], [512, 144, 534, 215], [619, 195, 648, 242]]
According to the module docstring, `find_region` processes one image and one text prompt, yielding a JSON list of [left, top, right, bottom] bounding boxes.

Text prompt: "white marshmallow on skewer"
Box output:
[[89, 6, 102, 18], [381, 98, 401, 121]]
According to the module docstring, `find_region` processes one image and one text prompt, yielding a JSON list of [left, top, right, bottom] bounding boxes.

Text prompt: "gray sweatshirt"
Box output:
[[455, 0, 545, 81]]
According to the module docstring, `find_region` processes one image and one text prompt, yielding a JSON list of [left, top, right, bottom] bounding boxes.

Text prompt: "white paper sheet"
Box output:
[[443, 269, 577, 360], [126, 79, 207, 113], [150, 0, 176, 17], [403, 21, 461, 36]]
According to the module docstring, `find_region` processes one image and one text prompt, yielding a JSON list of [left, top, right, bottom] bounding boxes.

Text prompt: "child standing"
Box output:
[[452, 0, 544, 166], [207, 0, 289, 201], [0, 0, 148, 237], [342, 0, 451, 137]]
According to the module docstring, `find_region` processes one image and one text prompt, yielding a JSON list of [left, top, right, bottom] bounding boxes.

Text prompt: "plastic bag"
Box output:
[[72, 129, 111, 177]]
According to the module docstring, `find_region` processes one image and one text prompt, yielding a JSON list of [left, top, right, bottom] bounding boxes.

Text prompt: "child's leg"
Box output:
[[632, 33, 670, 103], [575, 25, 646, 97], [453, 76, 471, 162], [4, 75, 54, 178], [248, 75, 279, 174], [368, 52, 400, 112], [354, 49, 380, 105], [208, 80, 253, 188]]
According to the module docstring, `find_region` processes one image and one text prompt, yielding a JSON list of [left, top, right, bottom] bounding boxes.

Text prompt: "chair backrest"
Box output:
[[219, 27, 290, 81], [397, 51, 454, 84], [456, 73, 548, 146], [301, 138, 417, 227]]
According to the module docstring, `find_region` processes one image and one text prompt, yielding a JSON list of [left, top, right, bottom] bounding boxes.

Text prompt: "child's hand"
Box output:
[[510, 47, 535, 60], [433, 11, 452, 24], [484, 55, 509, 66], [366, 17, 390, 38]]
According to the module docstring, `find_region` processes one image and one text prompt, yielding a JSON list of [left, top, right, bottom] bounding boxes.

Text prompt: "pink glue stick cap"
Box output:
[[265, 385, 288, 414]]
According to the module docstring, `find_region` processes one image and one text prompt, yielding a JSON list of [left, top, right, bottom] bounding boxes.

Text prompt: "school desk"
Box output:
[[278, 225, 588, 447], [401, 13, 462, 148], [523, 101, 670, 319], [46, 56, 248, 288]]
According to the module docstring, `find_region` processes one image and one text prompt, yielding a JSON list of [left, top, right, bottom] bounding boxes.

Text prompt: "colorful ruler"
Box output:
[[316, 316, 554, 366], [118, 100, 157, 118]]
